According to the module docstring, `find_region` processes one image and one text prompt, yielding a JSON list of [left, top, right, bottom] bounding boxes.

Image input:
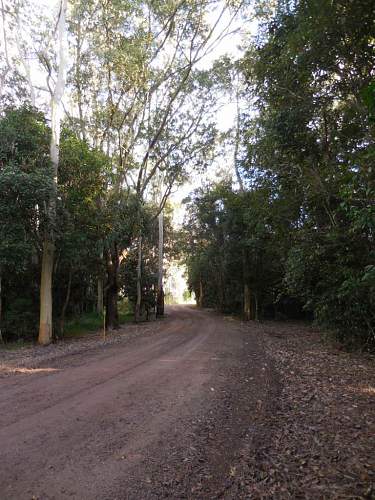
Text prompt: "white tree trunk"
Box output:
[[38, 240, 55, 344], [38, 0, 68, 345], [49, 0, 68, 184], [0, 0, 11, 99], [233, 80, 244, 191]]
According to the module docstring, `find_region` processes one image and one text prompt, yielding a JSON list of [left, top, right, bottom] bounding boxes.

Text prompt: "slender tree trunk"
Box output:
[[218, 266, 225, 311], [254, 293, 259, 321], [156, 211, 164, 317], [97, 245, 104, 314], [59, 267, 72, 338], [74, 18, 86, 141], [244, 283, 251, 321], [39, 240, 55, 344], [242, 249, 252, 321], [15, 9, 36, 107], [105, 247, 119, 329], [198, 277, 203, 308], [0, 0, 11, 102], [135, 234, 142, 322], [38, 0, 68, 345], [97, 278, 104, 315], [0, 273, 3, 344], [233, 81, 244, 191], [106, 284, 119, 329]]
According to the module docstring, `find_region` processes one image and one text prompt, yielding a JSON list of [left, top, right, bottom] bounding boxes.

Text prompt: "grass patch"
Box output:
[[64, 312, 103, 339], [64, 301, 133, 339], [0, 301, 134, 345]]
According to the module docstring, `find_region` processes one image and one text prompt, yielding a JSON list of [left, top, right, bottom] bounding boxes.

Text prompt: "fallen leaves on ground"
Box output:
[[232, 321, 375, 500]]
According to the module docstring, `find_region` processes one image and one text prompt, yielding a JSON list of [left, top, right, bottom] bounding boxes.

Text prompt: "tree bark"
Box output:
[[218, 266, 225, 311], [242, 248, 252, 321], [15, 6, 36, 107], [0, 0, 11, 101], [59, 267, 72, 338], [39, 239, 55, 345], [97, 246, 104, 314], [198, 277, 203, 308], [156, 211, 164, 316], [254, 293, 259, 321], [0, 273, 3, 344], [74, 17, 86, 141], [105, 247, 119, 329], [135, 234, 142, 322], [106, 284, 119, 329], [97, 277, 104, 315], [233, 79, 244, 191], [244, 283, 252, 321]]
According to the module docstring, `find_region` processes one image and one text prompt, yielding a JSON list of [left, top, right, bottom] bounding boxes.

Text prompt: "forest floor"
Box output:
[[0, 305, 374, 499]]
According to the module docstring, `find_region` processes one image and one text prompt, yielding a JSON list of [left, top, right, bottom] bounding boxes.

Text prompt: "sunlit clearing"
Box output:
[[165, 262, 195, 305]]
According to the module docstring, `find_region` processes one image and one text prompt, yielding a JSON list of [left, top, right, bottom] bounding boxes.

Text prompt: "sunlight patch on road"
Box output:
[[0, 366, 61, 375], [343, 383, 375, 397], [349, 385, 375, 396]]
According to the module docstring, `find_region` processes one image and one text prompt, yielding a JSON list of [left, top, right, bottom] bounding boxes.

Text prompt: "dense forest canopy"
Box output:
[[0, 0, 374, 348]]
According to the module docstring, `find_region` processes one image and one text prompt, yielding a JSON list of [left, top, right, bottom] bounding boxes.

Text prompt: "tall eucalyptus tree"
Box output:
[[1, 0, 69, 344], [38, 0, 68, 344]]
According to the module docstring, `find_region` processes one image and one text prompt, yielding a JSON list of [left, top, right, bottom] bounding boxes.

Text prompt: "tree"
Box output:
[[38, 0, 68, 344], [56, 129, 110, 336], [238, 0, 375, 343], [0, 106, 52, 341], [182, 181, 285, 318]]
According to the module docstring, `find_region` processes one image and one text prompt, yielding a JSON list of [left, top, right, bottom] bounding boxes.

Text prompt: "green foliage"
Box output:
[[119, 204, 174, 315], [0, 106, 50, 167], [361, 82, 375, 122], [2, 297, 39, 342], [60, 312, 103, 339], [0, 107, 52, 342], [0, 107, 113, 341], [0, 106, 52, 273], [240, 0, 375, 346], [182, 0, 375, 348], [63, 306, 134, 339], [182, 183, 285, 317]]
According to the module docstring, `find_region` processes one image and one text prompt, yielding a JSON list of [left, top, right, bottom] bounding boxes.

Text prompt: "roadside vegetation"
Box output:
[[0, 0, 226, 345], [181, 0, 374, 349], [0, 0, 373, 352], [63, 300, 133, 340]]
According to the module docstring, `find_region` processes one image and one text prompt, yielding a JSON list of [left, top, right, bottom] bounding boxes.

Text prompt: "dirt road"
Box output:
[[0, 306, 275, 500]]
